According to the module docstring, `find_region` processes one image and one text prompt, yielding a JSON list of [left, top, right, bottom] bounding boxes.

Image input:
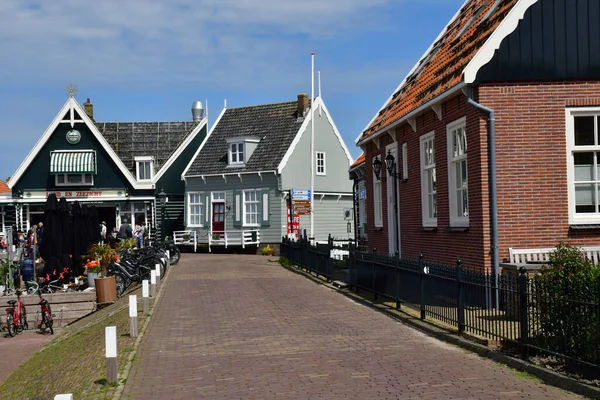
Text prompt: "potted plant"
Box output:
[[84, 244, 118, 303], [85, 259, 102, 287], [261, 244, 274, 256]]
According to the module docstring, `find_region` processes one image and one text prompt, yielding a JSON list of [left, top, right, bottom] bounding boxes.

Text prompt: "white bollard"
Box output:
[[129, 295, 138, 338], [166, 250, 170, 260], [105, 326, 117, 383], [54, 395, 73, 400], [155, 263, 161, 281], [142, 279, 149, 314], [150, 270, 157, 297]]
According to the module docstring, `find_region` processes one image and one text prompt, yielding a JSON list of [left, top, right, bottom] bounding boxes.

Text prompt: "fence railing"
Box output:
[[280, 237, 600, 374]]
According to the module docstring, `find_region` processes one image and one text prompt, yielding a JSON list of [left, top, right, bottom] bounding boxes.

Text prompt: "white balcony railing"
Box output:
[[208, 230, 260, 252], [173, 230, 197, 252]]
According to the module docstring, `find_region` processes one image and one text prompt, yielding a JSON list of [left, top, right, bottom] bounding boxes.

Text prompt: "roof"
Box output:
[[0, 180, 9, 194], [185, 101, 305, 176], [350, 153, 365, 169], [359, 0, 519, 142], [95, 121, 200, 175]]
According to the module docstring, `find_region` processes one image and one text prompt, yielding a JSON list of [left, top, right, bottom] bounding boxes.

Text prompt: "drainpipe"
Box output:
[[465, 86, 499, 309]]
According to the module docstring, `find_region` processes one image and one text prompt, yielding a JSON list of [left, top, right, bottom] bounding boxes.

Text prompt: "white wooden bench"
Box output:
[[509, 246, 600, 265]]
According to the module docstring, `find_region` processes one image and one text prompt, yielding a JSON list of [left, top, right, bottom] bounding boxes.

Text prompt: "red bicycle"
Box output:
[[5, 289, 28, 337], [36, 289, 53, 335]]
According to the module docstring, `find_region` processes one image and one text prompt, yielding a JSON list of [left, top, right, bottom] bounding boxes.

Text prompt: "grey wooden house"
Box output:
[[5, 95, 207, 240], [182, 94, 354, 251]]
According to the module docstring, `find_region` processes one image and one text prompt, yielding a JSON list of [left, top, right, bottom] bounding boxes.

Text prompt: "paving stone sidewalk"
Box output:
[[122, 254, 579, 399]]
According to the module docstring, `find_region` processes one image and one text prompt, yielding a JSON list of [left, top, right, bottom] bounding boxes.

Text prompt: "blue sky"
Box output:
[[0, 0, 464, 181]]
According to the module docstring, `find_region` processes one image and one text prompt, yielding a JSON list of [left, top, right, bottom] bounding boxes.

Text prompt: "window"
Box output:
[[420, 132, 437, 227], [447, 118, 469, 226], [135, 157, 154, 181], [316, 152, 326, 175], [188, 193, 204, 226], [230, 143, 245, 165], [402, 143, 408, 180], [373, 170, 383, 228], [243, 189, 260, 226], [212, 192, 225, 201], [55, 174, 93, 186], [566, 109, 600, 224]]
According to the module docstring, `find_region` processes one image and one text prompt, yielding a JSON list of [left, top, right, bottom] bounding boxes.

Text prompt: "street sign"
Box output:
[[293, 200, 311, 215], [291, 189, 311, 201]]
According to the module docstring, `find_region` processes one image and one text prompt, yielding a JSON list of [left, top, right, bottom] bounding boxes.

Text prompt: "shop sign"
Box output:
[[66, 129, 81, 145], [293, 200, 311, 215], [23, 190, 126, 200]]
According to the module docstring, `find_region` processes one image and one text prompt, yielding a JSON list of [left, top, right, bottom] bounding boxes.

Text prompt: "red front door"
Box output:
[[212, 203, 225, 234]]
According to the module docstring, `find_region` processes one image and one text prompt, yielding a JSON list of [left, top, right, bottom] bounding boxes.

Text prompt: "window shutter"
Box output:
[[261, 189, 270, 227], [233, 190, 242, 228], [204, 194, 211, 226]]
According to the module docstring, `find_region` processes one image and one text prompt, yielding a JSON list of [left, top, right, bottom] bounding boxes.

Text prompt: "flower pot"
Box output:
[[87, 272, 101, 287], [95, 276, 117, 304]]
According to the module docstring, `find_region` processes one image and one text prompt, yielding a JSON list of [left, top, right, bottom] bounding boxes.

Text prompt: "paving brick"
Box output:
[[122, 254, 580, 399]]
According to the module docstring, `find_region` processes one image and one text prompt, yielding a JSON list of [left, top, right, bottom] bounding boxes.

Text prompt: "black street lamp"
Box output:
[[385, 150, 400, 256], [372, 156, 382, 180], [157, 188, 167, 243]]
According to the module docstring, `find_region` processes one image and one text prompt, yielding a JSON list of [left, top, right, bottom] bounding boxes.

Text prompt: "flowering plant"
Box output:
[[84, 243, 118, 276], [85, 259, 102, 274]]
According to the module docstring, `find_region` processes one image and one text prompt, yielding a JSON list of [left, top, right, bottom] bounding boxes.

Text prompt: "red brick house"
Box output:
[[355, 0, 600, 274]]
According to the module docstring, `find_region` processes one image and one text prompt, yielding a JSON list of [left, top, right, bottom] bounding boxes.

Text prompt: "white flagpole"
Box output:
[[318, 71, 322, 116], [310, 53, 315, 242]]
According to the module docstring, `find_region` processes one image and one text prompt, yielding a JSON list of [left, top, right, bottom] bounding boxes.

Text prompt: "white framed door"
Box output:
[[386, 143, 401, 255]]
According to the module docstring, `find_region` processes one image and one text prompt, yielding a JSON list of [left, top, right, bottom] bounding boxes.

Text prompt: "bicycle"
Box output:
[[35, 288, 53, 335], [40, 278, 76, 294], [5, 289, 28, 337]]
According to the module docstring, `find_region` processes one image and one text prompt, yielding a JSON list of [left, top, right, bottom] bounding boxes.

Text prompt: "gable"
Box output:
[[476, 0, 600, 83]]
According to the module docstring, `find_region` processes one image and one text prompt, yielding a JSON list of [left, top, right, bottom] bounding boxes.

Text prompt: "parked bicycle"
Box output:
[[35, 288, 53, 335], [5, 289, 28, 337]]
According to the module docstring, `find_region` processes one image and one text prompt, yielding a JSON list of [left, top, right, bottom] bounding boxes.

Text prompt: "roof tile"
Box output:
[[360, 0, 518, 141], [0, 180, 9, 194]]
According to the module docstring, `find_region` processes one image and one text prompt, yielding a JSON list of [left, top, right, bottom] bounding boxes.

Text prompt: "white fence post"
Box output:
[[105, 326, 117, 383], [142, 280, 149, 314], [150, 270, 157, 297], [129, 295, 138, 338]]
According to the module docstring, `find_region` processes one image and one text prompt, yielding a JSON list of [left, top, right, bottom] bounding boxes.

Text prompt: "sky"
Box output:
[[0, 0, 465, 181]]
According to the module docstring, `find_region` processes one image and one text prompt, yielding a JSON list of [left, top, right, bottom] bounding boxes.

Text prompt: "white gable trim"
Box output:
[[277, 96, 352, 174], [276, 98, 316, 174], [354, 0, 470, 145], [181, 106, 227, 181], [9, 98, 144, 190], [463, 0, 538, 84], [154, 117, 207, 183]]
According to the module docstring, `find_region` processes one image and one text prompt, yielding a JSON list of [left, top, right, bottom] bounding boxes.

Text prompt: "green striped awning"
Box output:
[[50, 151, 97, 174]]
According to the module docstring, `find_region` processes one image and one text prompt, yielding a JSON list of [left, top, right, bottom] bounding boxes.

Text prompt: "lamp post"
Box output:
[[384, 151, 401, 255], [372, 156, 382, 181], [157, 188, 167, 243]]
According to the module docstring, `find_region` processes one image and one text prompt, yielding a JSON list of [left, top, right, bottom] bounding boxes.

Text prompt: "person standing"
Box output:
[[100, 221, 107, 244], [118, 219, 132, 240]]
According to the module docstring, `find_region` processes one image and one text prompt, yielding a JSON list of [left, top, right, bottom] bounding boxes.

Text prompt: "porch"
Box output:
[[174, 229, 261, 252]]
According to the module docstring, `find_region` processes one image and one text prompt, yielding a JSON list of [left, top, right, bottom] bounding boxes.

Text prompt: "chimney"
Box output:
[[191, 101, 204, 121], [297, 93, 309, 117], [84, 98, 94, 120]]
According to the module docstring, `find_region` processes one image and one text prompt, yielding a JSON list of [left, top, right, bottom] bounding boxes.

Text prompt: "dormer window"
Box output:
[[135, 156, 154, 181], [230, 143, 245, 165]]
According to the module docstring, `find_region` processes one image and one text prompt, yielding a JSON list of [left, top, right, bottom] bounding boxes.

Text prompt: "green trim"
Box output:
[[50, 151, 97, 174]]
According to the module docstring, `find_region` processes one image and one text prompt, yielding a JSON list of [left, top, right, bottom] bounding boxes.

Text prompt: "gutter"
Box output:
[[465, 86, 499, 307]]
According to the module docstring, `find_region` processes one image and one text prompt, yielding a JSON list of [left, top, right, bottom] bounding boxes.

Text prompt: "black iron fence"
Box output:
[[280, 237, 600, 374]]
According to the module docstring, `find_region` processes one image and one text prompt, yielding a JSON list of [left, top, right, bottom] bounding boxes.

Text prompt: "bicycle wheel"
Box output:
[[43, 309, 54, 335], [114, 273, 128, 297], [170, 247, 181, 265], [6, 314, 15, 337]]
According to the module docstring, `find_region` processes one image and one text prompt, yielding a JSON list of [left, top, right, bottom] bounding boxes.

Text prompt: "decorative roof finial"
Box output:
[[66, 84, 78, 98]]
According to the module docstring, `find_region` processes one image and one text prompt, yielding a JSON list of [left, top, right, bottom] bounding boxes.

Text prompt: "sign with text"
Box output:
[[293, 200, 311, 215], [286, 206, 300, 238], [24, 190, 126, 200], [291, 189, 311, 201]]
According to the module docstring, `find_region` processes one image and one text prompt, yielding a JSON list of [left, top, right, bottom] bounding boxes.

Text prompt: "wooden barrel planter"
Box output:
[[95, 276, 117, 304]]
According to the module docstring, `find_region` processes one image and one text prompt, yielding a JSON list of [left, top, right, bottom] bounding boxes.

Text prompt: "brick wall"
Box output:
[[363, 81, 600, 270], [365, 93, 489, 270], [480, 81, 600, 262]]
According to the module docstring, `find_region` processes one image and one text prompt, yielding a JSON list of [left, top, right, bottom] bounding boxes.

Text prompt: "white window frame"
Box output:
[[420, 131, 437, 227], [446, 117, 469, 227], [229, 143, 245, 165], [55, 174, 94, 186], [566, 107, 600, 225], [373, 169, 383, 228], [316, 151, 326, 176], [243, 189, 260, 227], [135, 156, 154, 182], [402, 142, 408, 180], [187, 192, 204, 227], [212, 192, 226, 202]]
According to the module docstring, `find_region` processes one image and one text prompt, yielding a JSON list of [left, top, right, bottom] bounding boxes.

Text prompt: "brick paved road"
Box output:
[[122, 254, 578, 399]]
